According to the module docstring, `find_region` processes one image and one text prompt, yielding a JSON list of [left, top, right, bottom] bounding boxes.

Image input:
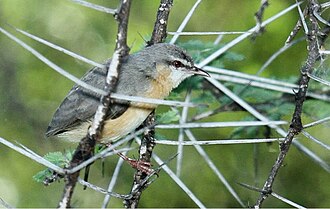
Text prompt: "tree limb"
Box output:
[[254, 0, 322, 207], [58, 0, 131, 208], [124, 0, 173, 208]]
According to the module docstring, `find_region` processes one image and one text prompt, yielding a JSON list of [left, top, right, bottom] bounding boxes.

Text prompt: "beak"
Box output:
[[192, 66, 210, 77]]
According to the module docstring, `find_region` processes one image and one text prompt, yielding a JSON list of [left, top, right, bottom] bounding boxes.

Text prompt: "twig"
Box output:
[[2, 26, 199, 108], [285, 6, 307, 44], [156, 138, 286, 146], [252, 0, 269, 39], [205, 66, 297, 88], [254, 1, 322, 206], [319, 50, 330, 54], [147, 0, 173, 46], [14, 27, 104, 68], [271, 192, 307, 209], [319, 17, 330, 46], [185, 130, 245, 207], [102, 141, 133, 208], [296, 0, 309, 34], [191, 104, 241, 121], [67, 147, 132, 174], [257, 37, 304, 76], [125, 1, 173, 207], [58, 0, 131, 208], [206, 76, 329, 172], [0, 137, 64, 174], [125, 163, 161, 205], [209, 73, 330, 101], [169, 0, 202, 44], [0, 197, 14, 209], [156, 120, 287, 129], [306, 71, 330, 87], [175, 91, 191, 176], [313, 8, 330, 26], [301, 130, 330, 150], [168, 31, 249, 36], [238, 182, 307, 208], [150, 151, 206, 208], [70, 0, 116, 14], [110, 92, 198, 107], [303, 116, 330, 128], [0, 26, 106, 96], [78, 178, 130, 199], [199, 36, 303, 109], [198, 1, 302, 68]]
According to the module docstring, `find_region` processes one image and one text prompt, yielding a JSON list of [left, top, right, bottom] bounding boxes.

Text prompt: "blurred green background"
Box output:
[[0, 0, 329, 208]]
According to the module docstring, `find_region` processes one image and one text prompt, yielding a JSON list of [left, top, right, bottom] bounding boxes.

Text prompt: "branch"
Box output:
[[151, 150, 206, 208], [124, 0, 173, 208], [156, 120, 287, 129], [147, 0, 173, 46], [155, 138, 286, 146], [168, 31, 248, 36], [169, 0, 202, 44], [198, 2, 301, 68], [9, 25, 203, 107], [58, 0, 131, 208], [254, 1, 322, 206], [70, 0, 117, 14], [252, 0, 269, 39], [238, 183, 307, 208], [285, 3, 308, 44], [0, 197, 13, 209]]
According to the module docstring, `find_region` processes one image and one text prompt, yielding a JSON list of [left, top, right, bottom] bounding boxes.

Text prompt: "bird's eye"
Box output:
[[172, 60, 184, 68]]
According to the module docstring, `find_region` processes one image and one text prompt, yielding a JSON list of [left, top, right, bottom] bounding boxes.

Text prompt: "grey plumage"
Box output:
[[45, 43, 197, 138]]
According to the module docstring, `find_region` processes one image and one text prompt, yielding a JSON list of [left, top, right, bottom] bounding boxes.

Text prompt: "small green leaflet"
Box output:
[[156, 109, 180, 124]]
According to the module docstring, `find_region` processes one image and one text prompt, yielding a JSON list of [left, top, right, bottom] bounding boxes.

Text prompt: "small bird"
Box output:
[[46, 43, 209, 143]]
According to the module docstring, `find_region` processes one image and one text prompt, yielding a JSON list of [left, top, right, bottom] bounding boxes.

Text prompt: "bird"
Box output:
[[45, 43, 210, 143]]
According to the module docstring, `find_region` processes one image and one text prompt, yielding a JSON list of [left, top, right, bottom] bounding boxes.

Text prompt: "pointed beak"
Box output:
[[191, 66, 210, 77]]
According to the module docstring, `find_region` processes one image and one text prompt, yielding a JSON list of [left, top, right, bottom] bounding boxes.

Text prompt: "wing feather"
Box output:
[[45, 63, 129, 137]]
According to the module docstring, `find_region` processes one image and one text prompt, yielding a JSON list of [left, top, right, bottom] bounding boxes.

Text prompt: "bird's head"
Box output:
[[137, 43, 210, 88]]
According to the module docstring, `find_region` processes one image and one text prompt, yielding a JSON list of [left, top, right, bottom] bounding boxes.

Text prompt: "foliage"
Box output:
[[156, 109, 180, 124], [33, 150, 73, 183]]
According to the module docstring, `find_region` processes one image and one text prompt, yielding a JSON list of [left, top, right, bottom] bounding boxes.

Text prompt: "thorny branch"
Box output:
[[285, 7, 307, 45], [147, 0, 173, 46], [254, 0, 323, 207], [252, 0, 269, 39], [58, 0, 131, 208], [124, 0, 173, 208]]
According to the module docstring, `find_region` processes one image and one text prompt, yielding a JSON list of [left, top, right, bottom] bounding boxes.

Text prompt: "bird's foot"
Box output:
[[117, 152, 153, 175]]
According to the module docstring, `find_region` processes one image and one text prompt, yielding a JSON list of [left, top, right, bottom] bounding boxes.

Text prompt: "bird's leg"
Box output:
[[116, 152, 153, 175], [105, 143, 153, 174]]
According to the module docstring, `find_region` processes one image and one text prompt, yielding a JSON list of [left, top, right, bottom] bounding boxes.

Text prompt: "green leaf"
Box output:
[[304, 100, 330, 119], [229, 84, 281, 103], [192, 90, 217, 104], [230, 116, 255, 138], [33, 150, 74, 184], [156, 109, 180, 124], [268, 102, 294, 120], [155, 132, 168, 140], [167, 91, 184, 101], [191, 91, 217, 114], [33, 169, 53, 183], [44, 152, 67, 166], [177, 40, 244, 67]]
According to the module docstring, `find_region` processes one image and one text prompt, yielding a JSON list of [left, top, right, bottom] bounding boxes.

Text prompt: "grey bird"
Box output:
[[46, 43, 209, 143]]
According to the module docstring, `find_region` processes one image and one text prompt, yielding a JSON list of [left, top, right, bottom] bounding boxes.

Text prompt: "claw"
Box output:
[[117, 152, 153, 174]]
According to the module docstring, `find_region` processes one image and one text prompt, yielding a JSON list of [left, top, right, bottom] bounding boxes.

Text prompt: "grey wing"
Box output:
[[45, 65, 129, 137]]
